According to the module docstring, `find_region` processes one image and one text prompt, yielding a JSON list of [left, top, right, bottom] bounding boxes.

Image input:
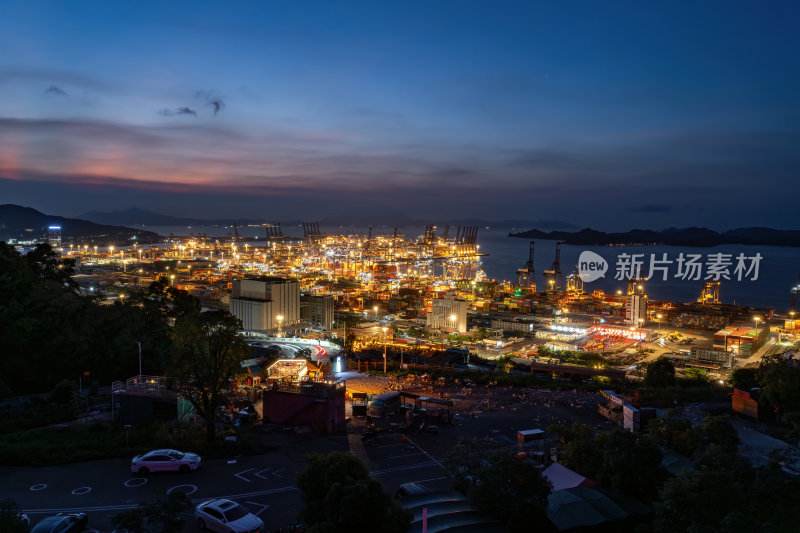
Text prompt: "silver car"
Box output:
[[195, 499, 264, 533], [130, 449, 201, 474]]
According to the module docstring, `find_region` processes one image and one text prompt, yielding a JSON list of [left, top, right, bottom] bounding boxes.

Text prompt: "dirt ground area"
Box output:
[[342, 373, 602, 417]]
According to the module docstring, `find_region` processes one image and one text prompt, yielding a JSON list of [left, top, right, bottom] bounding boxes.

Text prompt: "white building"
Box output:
[[427, 296, 468, 333], [625, 294, 647, 328], [230, 277, 299, 333]]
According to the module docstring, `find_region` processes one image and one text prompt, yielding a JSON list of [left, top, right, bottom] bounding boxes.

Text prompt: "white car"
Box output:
[[195, 499, 264, 533], [130, 449, 201, 474]]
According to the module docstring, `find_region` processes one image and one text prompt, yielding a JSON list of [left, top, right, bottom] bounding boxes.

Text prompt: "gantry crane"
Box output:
[[698, 281, 720, 304], [516, 241, 536, 290], [542, 242, 563, 291]]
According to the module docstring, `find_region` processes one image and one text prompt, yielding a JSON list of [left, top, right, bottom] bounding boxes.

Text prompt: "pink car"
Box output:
[[130, 449, 201, 474]]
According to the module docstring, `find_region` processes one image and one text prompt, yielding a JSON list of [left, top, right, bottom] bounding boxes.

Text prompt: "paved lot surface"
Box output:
[[2, 388, 611, 532]]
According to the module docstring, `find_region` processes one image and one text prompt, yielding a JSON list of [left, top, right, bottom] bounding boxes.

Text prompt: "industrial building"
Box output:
[[625, 294, 647, 328], [262, 381, 346, 434], [230, 277, 299, 333], [300, 293, 334, 331], [427, 295, 468, 333], [713, 325, 769, 357]]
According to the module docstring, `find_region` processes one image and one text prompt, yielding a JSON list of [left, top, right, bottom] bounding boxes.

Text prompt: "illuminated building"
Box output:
[[230, 277, 299, 332], [427, 295, 467, 333], [626, 294, 647, 328]]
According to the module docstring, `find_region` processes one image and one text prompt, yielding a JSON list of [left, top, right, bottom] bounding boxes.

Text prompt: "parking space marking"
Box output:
[[272, 468, 285, 478], [401, 434, 449, 472], [370, 460, 439, 476], [234, 468, 254, 482], [71, 487, 91, 495], [244, 501, 270, 516], [166, 484, 197, 496], [254, 467, 272, 479], [29, 484, 47, 491], [413, 476, 450, 485], [123, 478, 147, 488], [389, 452, 425, 460], [22, 486, 299, 515]]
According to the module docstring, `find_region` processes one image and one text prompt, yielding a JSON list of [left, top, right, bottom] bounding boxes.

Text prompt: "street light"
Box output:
[[277, 315, 284, 337], [382, 327, 388, 373], [374, 305, 379, 319], [450, 314, 457, 333], [754, 316, 761, 330]]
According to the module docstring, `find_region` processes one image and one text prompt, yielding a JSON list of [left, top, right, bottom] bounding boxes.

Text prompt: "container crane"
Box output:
[[516, 241, 536, 290], [542, 242, 563, 291]]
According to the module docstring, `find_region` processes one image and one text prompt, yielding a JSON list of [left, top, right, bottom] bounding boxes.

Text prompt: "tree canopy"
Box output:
[[446, 438, 552, 533], [757, 353, 800, 419], [0, 243, 171, 395], [296, 451, 410, 533], [171, 308, 250, 441], [548, 422, 664, 500], [644, 356, 676, 388], [111, 491, 191, 533]]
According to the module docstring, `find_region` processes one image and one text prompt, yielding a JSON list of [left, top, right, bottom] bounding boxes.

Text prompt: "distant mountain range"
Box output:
[[509, 226, 800, 247], [0, 204, 161, 245], [76, 207, 579, 230]]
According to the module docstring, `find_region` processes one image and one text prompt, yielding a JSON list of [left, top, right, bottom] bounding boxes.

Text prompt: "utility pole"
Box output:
[[137, 341, 142, 381]]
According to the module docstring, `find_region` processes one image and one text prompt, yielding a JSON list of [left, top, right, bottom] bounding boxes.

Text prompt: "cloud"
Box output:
[[158, 107, 197, 117], [44, 85, 68, 96], [632, 204, 672, 213], [0, 67, 113, 92], [195, 89, 226, 115]]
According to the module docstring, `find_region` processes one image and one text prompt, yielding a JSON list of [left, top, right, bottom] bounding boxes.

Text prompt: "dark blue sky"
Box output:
[[0, 1, 798, 229]]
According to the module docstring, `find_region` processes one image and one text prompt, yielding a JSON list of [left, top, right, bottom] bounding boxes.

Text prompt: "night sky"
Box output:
[[1, 1, 798, 229]]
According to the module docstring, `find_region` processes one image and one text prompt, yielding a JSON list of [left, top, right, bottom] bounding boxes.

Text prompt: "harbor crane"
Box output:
[[542, 242, 563, 291], [698, 281, 720, 304], [516, 241, 536, 290]]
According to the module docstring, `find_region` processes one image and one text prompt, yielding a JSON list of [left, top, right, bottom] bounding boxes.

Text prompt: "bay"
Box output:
[[141, 224, 799, 311]]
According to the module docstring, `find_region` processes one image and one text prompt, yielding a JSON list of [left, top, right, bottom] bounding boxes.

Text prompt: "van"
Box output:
[[368, 391, 402, 417]]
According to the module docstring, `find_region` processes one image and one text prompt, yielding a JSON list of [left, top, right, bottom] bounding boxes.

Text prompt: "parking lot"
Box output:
[[3, 386, 612, 532]]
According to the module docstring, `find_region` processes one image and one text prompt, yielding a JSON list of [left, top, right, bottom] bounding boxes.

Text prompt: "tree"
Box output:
[[547, 422, 600, 479], [111, 491, 191, 533], [473, 326, 490, 341], [445, 436, 504, 494], [757, 354, 800, 419], [682, 367, 708, 381], [549, 423, 663, 500], [653, 450, 754, 533], [0, 499, 29, 533], [644, 357, 676, 388], [171, 308, 250, 442], [699, 415, 739, 453], [730, 367, 758, 391], [296, 452, 410, 533], [594, 429, 664, 500], [468, 450, 553, 533], [648, 411, 700, 457]]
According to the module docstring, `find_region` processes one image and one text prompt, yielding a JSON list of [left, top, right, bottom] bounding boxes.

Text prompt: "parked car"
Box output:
[[195, 499, 264, 533], [130, 449, 201, 474], [394, 482, 430, 499], [31, 513, 87, 533]]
